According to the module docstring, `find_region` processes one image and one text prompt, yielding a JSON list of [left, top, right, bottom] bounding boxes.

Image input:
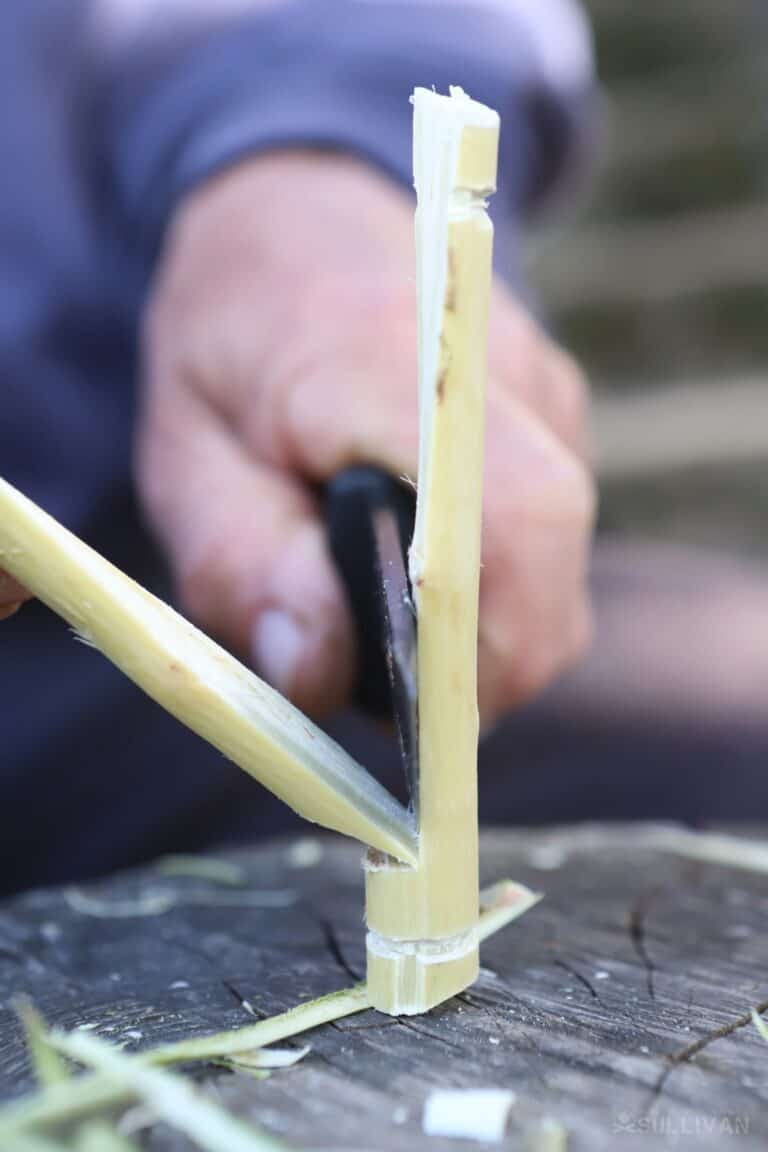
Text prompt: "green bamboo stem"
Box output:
[[366, 86, 500, 1014]]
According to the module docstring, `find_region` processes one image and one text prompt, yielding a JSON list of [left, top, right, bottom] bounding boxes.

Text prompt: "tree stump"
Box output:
[[1, 825, 767, 1149]]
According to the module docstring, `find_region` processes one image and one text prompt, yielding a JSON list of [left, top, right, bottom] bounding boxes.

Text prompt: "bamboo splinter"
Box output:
[[365, 88, 500, 1014]]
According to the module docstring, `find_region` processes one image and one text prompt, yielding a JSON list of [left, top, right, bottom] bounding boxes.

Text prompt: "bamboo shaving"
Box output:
[[523, 824, 768, 876], [0, 987, 368, 1137], [478, 880, 542, 942], [214, 1042, 312, 1080], [63, 885, 295, 918], [752, 1008, 768, 1043], [14, 1136, 72, 1152], [15, 1000, 70, 1087], [423, 1089, 515, 1143], [0, 874, 539, 1142], [14, 1000, 142, 1152], [286, 839, 324, 869], [527, 1117, 568, 1151], [226, 1045, 310, 1069], [214, 1061, 272, 1081], [52, 1029, 289, 1152], [76, 1123, 142, 1152], [147, 986, 368, 1067], [156, 855, 247, 885], [651, 827, 768, 874]]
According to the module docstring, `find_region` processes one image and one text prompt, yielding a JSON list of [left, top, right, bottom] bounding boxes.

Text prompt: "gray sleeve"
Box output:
[[89, 0, 595, 261]]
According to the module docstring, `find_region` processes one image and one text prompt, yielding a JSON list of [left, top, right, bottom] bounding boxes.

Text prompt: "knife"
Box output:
[[325, 467, 418, 810]]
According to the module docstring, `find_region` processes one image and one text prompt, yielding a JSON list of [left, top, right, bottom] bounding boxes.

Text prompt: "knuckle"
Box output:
[[515, 635, 564, 701], [176, 556, 218, 627], [133, 425, 170, 524], [552, 349, 588, 417], [511, 617, 587, 701], [571, 463, 598, 528], [482, 619, 549, 707], [549, 452, 597, 532], [175, 535, 241, 635], [142, 325, 205, 397], [483, 566, 593, 708]]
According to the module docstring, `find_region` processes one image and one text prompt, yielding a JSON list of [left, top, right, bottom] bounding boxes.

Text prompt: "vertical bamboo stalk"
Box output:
[[365, 88, 499, 1014]]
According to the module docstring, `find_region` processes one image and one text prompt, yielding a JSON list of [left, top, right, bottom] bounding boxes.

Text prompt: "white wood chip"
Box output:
[[287, 839, 324, 869], [227, 1045, 310, 1070], [423, 1089, 515, 1143]]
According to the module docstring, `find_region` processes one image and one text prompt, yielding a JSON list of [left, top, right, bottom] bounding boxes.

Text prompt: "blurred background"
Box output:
[[532, 0, 768, 553], [465, 0, 768, 823], [348, 0, 768, 826]]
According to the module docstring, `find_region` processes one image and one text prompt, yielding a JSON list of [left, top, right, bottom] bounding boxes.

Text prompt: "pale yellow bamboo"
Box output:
[[365, 88, 499, 1013], [0, 477, 417, 865]]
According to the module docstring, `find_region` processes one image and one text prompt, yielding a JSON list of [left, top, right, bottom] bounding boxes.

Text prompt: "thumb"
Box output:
[[136, 391, 356, 716], [0, 571, 30, 620]]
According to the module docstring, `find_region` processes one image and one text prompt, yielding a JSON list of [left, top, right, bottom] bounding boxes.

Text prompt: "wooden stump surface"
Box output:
[[1, 825, 767, 1150]]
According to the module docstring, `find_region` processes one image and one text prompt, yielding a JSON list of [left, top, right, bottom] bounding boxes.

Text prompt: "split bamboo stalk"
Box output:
[[0, 477, 417, 866], [365, 88, 499, 1014]]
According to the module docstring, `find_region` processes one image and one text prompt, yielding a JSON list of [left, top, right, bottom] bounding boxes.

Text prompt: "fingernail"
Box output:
[[0, 601, 23, 622], [252, 609, 305, 695]]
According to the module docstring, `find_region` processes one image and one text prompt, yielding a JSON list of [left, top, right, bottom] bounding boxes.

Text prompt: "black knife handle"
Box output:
[[325, 466, 416, 716]]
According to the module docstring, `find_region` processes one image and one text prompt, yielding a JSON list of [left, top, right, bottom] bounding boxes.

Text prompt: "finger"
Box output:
[[136, 385, 356, 716], [259, 282, 420, 483], [0, 571, 30, 618], [489, 287, 590, 461], [477, 390, 595, 727], [538, 342, 591, 463]]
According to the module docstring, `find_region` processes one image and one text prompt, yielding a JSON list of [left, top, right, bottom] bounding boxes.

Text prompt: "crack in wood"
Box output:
[[464, 985, 556, 1033], [395, 1017, 465, 1053], [653, 997, 768, 1100], [330, 1017, 397, 1033], [5, 831, 768, 1147], [221, 979, 266, 1020], [316, 918, 362, 983], [628, 887, 662, 1000], [172, 935, 220, 972], [0, 944, 24, 966], [456, 992, 550, 1087], [554, 959, 599, 999], [455, 992, 481, 1010]]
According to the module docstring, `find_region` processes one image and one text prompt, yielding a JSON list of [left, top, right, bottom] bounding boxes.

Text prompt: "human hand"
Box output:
[[139, 152, 594, 724], [0, 572, 30, 621]]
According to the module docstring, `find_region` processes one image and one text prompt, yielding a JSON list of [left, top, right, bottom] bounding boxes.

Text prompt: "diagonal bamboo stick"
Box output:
[[365, 88, 500, 1014], [0, 477, 417, 865]]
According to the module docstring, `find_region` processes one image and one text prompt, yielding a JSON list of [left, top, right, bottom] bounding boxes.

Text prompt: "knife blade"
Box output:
[[325, 467, 418, 809]]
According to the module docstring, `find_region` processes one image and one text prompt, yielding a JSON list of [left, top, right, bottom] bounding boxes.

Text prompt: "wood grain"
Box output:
[[1, 827, 767, 1150]]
